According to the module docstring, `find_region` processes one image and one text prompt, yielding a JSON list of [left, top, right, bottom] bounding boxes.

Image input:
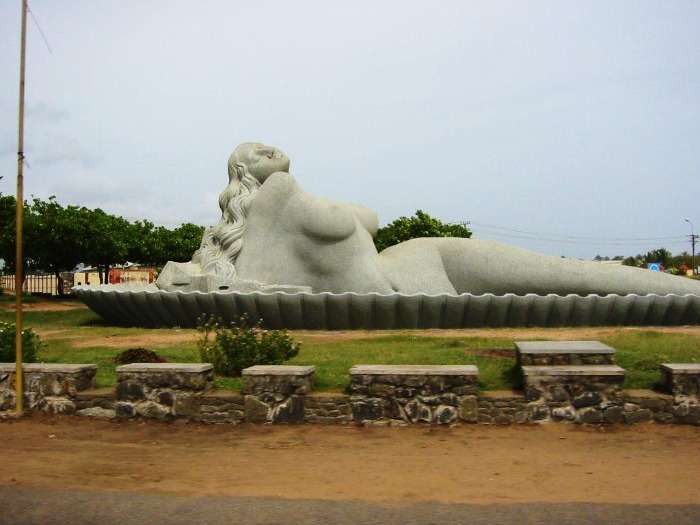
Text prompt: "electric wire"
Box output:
[[27, 3, 52, 54]]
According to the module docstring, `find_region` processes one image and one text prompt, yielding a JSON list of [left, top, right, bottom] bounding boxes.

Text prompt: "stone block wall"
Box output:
[[477, 391, 530, 425], [3, 359, 698, 426], [189, 390, 245, 424], [661, 364, 700, 397], [115, 363, 214, 420], [304, 393, 352, 424], [348, 365, 478, 425], [0, 363, 96, 414], [522, 365, 626, 424], [658, 364, 700, 425], [242, 365, 315, 423]]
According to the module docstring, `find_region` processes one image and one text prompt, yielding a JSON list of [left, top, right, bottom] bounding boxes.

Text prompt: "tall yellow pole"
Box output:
[[15, 0, 28, 416]]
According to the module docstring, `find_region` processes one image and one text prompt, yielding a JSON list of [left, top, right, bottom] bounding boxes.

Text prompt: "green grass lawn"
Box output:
[[2, 307, 699, 392]]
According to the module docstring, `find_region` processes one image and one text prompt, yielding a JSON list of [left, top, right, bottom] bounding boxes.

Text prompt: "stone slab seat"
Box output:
[[241, 365, 316, 396], [115, 363, 214, 402], [521, 365, 625, 377], [0, 363, 97, 374], [0, 363, 97, 395], [660, 363, 700, 374], [115, 363, 213, 373], [660, 363, 700, 397], [0, 363, 98, 412], [348, 365, 480, 424], [349, 365, 478, 376], [242, 365, 315, 376], [515, 341, 615, 366], [348, 365, 479, 395], [521, 365, 626, 405]]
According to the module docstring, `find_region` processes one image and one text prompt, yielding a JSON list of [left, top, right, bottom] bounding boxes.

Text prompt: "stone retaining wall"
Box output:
[[522, 365, 626, 424], [304, 393, 352, 424], [114, 363, 214, 420], [2, 361, 699, 426], [0, 364, 96, 414], [242, 366, 315, 423], [348, 365, 478, 425]]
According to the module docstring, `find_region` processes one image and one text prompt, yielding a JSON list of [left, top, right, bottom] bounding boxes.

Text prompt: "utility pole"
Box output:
[[14, 0, 28, 415], [685, 218, 698, 276]]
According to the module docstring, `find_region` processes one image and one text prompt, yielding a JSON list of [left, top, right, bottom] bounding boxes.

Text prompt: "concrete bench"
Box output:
[[115, 363, 214, 419], [660, 364, 700, 398], [241, 365, 315, 395], [349, 365, 479, 424], [515, 341, 615, 366], [0, 363, 97, 413], [522, 365, 625, 401]]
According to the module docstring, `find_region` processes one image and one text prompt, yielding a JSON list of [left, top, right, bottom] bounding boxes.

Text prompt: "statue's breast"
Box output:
[[236, 172, 391, 293]]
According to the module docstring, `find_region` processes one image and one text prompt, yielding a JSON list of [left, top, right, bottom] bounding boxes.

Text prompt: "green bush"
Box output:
[[0, 321, 41, 363], [196, 315, 300, 377], [374, 210, 471, 252]]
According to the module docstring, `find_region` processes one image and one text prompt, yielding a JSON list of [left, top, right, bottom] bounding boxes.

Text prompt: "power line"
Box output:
[[468, 220, 687, 244], [27, 3, 52, 54], [471, 228, 688, 247]]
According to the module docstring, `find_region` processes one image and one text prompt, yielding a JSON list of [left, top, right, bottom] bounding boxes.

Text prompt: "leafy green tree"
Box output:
[[167, 223, 205, 263], [644, 248, 672, 268], [0, 193, 17, 272], [0, 193, 206, 288], [127, 221, 204, 266], [374, 210, 472, 253], [622, 256, 640, 267], [24, 197, 93, 292]]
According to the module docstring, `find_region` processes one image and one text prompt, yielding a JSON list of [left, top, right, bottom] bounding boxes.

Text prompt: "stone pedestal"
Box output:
[[660, 364, 700, 425], [660, 364, 700, 398], [115, 363, 214, 419], [0, 363, 96, 414], [522, 365, 625, 423], [515, 341, 615, 366], [348, 365, 478, 425], [242, 365, 315, 423]]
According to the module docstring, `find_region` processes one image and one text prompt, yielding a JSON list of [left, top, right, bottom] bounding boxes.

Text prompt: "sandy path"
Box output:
[[1, 417, 698, 505]]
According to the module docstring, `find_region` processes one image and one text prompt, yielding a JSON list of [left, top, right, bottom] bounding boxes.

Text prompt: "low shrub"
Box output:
[[197, 315, 300, 377], [114, 347, 166, 365], [0, 321, 41, 363]]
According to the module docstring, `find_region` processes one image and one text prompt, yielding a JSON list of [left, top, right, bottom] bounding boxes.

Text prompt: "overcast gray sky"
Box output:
[[1, 1, 698, 259]]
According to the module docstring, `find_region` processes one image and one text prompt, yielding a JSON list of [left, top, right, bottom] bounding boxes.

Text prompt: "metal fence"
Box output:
[[0, 274, 60, 296]]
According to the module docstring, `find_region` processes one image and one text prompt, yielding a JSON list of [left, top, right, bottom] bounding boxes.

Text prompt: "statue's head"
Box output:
[[228, 142, 290, 185], [193, 142, 290, 281]]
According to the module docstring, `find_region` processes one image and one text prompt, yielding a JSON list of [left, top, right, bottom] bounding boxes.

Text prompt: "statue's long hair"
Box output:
[[193, 159, 260, 281]]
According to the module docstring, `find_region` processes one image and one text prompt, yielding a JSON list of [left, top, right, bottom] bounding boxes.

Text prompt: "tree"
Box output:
[[167, 223, 205, 263], [127, 221, 204, 266], [644, 248, 672, 268], [0, 193, 206, 289], [0, 193, 17, 272], [24, 197, 91, 293], [622, 256, 639, 267], [374, 210, 472, 253], [82, 208, 132, 284]]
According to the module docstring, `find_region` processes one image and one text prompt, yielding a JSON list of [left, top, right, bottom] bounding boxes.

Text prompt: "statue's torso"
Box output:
[[235, 172, 394, 294]]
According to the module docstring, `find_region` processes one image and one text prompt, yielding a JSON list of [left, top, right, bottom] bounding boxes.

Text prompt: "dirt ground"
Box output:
[[0, 416, 698, 505], [1, 300, 87, 312]]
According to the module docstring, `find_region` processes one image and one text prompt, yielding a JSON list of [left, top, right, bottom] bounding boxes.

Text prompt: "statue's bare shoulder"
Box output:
[[253, 172, 371, 242]]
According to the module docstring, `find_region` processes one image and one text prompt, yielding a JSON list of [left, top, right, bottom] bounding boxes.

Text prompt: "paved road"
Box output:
[[2, 486, 700, 525]]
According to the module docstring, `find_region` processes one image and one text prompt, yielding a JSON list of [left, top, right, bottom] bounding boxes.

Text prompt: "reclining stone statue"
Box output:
[[156, 142, 700, 297]]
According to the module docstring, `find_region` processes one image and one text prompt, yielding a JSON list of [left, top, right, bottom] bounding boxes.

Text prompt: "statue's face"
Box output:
[[240, 143, 290, 184]]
